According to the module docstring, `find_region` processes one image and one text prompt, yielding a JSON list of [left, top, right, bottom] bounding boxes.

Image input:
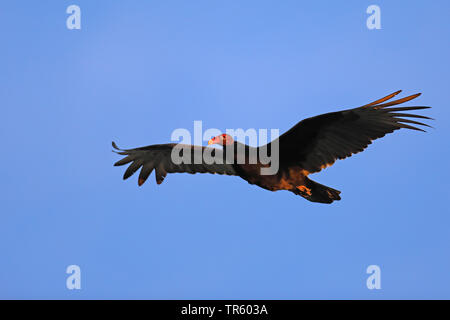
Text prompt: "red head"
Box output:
[[208, 133, 234, 146]]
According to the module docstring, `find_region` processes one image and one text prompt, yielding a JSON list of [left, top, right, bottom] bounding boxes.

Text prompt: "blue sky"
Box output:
[[1, 1, 449, 299]]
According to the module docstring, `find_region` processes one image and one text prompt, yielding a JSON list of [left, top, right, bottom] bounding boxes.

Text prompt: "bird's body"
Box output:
[[218, 142, 341, 202], [113, 91, 431, 204]]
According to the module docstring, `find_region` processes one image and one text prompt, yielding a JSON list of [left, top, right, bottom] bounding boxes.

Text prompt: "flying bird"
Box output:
[[113, 90, 431, 204]]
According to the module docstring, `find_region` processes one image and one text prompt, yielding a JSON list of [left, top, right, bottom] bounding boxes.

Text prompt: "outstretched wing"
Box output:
[[112, 142, 237, 185], [275, 90, 432, 173]]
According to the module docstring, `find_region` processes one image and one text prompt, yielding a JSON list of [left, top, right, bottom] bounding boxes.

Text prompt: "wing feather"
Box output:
[[113, 142, 237, 186], [274, 91, 431, 174]]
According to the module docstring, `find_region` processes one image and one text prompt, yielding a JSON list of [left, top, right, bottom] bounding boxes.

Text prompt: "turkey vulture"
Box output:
[[113, 90, 431, 204]]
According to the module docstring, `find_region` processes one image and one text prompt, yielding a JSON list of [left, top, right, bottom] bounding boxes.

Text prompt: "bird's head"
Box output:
[[208, 133, 234, 146]]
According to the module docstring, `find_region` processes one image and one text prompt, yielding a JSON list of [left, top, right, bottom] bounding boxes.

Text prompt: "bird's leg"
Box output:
[[297, 185, 312, 196]]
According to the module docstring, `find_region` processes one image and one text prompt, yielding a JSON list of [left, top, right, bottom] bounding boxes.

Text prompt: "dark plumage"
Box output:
[[113, 91, 431, 204]]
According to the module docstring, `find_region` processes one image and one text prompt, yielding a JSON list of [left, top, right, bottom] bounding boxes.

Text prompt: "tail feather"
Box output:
[[293, 178, 341, 204]]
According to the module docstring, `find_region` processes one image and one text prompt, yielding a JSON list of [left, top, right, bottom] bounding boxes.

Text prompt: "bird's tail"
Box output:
[[293, 178, 341, 204]]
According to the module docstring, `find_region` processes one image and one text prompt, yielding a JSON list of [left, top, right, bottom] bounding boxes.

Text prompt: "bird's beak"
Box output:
[[208, 139, 215, 145]]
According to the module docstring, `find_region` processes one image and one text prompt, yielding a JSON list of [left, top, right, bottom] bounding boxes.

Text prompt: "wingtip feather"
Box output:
[[375, 93, 422, 109], [362, 90, 403, 108]]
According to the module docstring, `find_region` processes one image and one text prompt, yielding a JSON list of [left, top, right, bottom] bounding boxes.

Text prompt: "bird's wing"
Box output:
[[273, 90, 432, 174], [112, 142, 237, 185]]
